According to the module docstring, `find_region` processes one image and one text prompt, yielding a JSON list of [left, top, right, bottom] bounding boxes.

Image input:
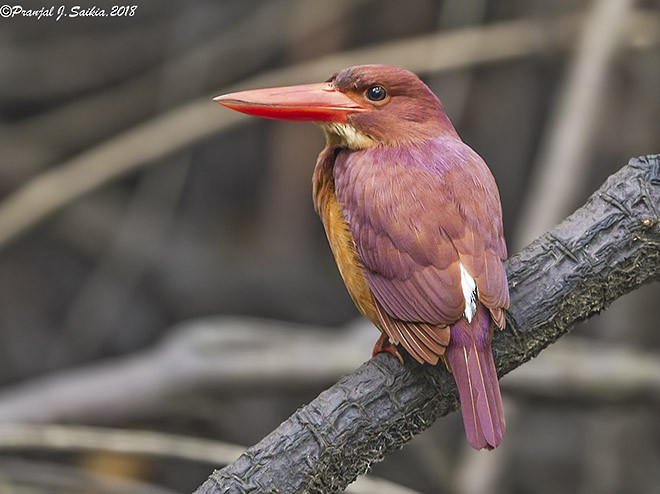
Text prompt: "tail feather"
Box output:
[[446, 304, 505, 449]]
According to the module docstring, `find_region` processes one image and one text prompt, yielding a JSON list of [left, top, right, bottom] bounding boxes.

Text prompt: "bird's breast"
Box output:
[[313, 146, 378, 324]]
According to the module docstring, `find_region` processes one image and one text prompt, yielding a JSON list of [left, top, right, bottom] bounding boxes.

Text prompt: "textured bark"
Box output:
[[195, 155, 660, 494]]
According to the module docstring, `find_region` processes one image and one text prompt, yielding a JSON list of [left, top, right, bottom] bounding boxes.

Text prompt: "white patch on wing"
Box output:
[[321, 122, 374, 150], [460, 262, 477, 323]]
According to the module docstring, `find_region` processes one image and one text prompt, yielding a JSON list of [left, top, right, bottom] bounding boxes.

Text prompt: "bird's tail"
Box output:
[[445, 304, 505, 449]]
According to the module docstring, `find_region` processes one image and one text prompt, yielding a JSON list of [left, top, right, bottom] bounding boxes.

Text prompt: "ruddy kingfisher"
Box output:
[[214, 64, 509, 449]]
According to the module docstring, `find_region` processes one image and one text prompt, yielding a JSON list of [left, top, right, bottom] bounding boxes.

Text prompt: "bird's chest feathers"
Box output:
[[313, 147, 378, 323]]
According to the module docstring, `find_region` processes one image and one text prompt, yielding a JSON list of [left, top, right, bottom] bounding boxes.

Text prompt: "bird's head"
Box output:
[[214, 64, 457, 149]]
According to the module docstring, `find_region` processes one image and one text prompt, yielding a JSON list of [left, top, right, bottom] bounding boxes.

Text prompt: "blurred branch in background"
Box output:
[[0, 424, 244, 464], [0, 10, 657, 250], [0, 319, 659, 426], [428, 0, 487, 121], [51, 5, 210, 365], [452, 398, 519, 494], [512, 5, 655, 493], [0, 425, 424, 494], [0, 457, 180, 494], [53, 158, 189, 364], [515, 0, 636, 249], [0, 318, 375, 424], [469, 1, 636, 492], [0, 0, 370, 186]]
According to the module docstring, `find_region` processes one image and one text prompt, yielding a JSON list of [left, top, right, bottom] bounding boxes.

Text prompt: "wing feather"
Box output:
[[333, 137, 509, 362]]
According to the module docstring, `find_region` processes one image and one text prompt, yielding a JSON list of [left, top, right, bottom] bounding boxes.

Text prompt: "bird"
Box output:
[[214, 64, 509, 450]]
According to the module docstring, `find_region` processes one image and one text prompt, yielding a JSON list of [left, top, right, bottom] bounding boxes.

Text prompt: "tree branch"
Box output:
[[194, 155, 660, 494]]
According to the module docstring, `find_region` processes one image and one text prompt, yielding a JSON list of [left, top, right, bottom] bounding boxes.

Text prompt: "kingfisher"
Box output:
[[215, 64, 509, 449]]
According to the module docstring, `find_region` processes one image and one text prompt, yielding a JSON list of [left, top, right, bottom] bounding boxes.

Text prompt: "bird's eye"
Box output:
[[366, 85, 387, 102]]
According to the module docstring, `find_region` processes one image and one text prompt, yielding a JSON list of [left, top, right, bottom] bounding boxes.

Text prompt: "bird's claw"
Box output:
[[372, 333, 404, 364]]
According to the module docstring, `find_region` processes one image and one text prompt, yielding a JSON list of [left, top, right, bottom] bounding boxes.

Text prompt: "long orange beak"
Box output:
[[214, 82, 367, 123]]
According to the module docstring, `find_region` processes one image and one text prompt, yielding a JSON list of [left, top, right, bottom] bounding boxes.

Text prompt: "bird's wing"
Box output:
[[334, 140, 509, 362]]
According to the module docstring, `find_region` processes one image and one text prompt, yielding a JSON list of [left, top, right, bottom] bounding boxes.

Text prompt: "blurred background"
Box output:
[[0, 0, 659, 493]]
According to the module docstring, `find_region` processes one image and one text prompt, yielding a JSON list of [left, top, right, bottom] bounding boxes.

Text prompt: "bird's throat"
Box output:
[[320, 122, 375, 150]]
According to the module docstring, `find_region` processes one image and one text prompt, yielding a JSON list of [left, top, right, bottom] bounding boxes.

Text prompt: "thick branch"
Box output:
[[195, 155, 660, 494]]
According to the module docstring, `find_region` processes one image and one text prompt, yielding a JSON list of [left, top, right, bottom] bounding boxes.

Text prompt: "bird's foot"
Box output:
[[372, 333, 404, 364]]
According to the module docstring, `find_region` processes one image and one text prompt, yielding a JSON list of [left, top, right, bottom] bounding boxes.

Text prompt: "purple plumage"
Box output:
[[333, 136, 509, 449], [215, 63, 510, 449], [446, 303, 505, 449]]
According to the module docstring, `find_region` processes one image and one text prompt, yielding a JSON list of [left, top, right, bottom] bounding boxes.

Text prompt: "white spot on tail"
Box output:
[[460, 263, 477, 323]]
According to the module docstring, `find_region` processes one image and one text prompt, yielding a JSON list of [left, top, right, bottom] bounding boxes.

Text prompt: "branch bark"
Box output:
[[194, 155, 660, 494]]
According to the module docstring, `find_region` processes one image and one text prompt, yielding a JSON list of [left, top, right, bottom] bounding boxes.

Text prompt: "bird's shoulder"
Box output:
[[333, 137, 506, 260]]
